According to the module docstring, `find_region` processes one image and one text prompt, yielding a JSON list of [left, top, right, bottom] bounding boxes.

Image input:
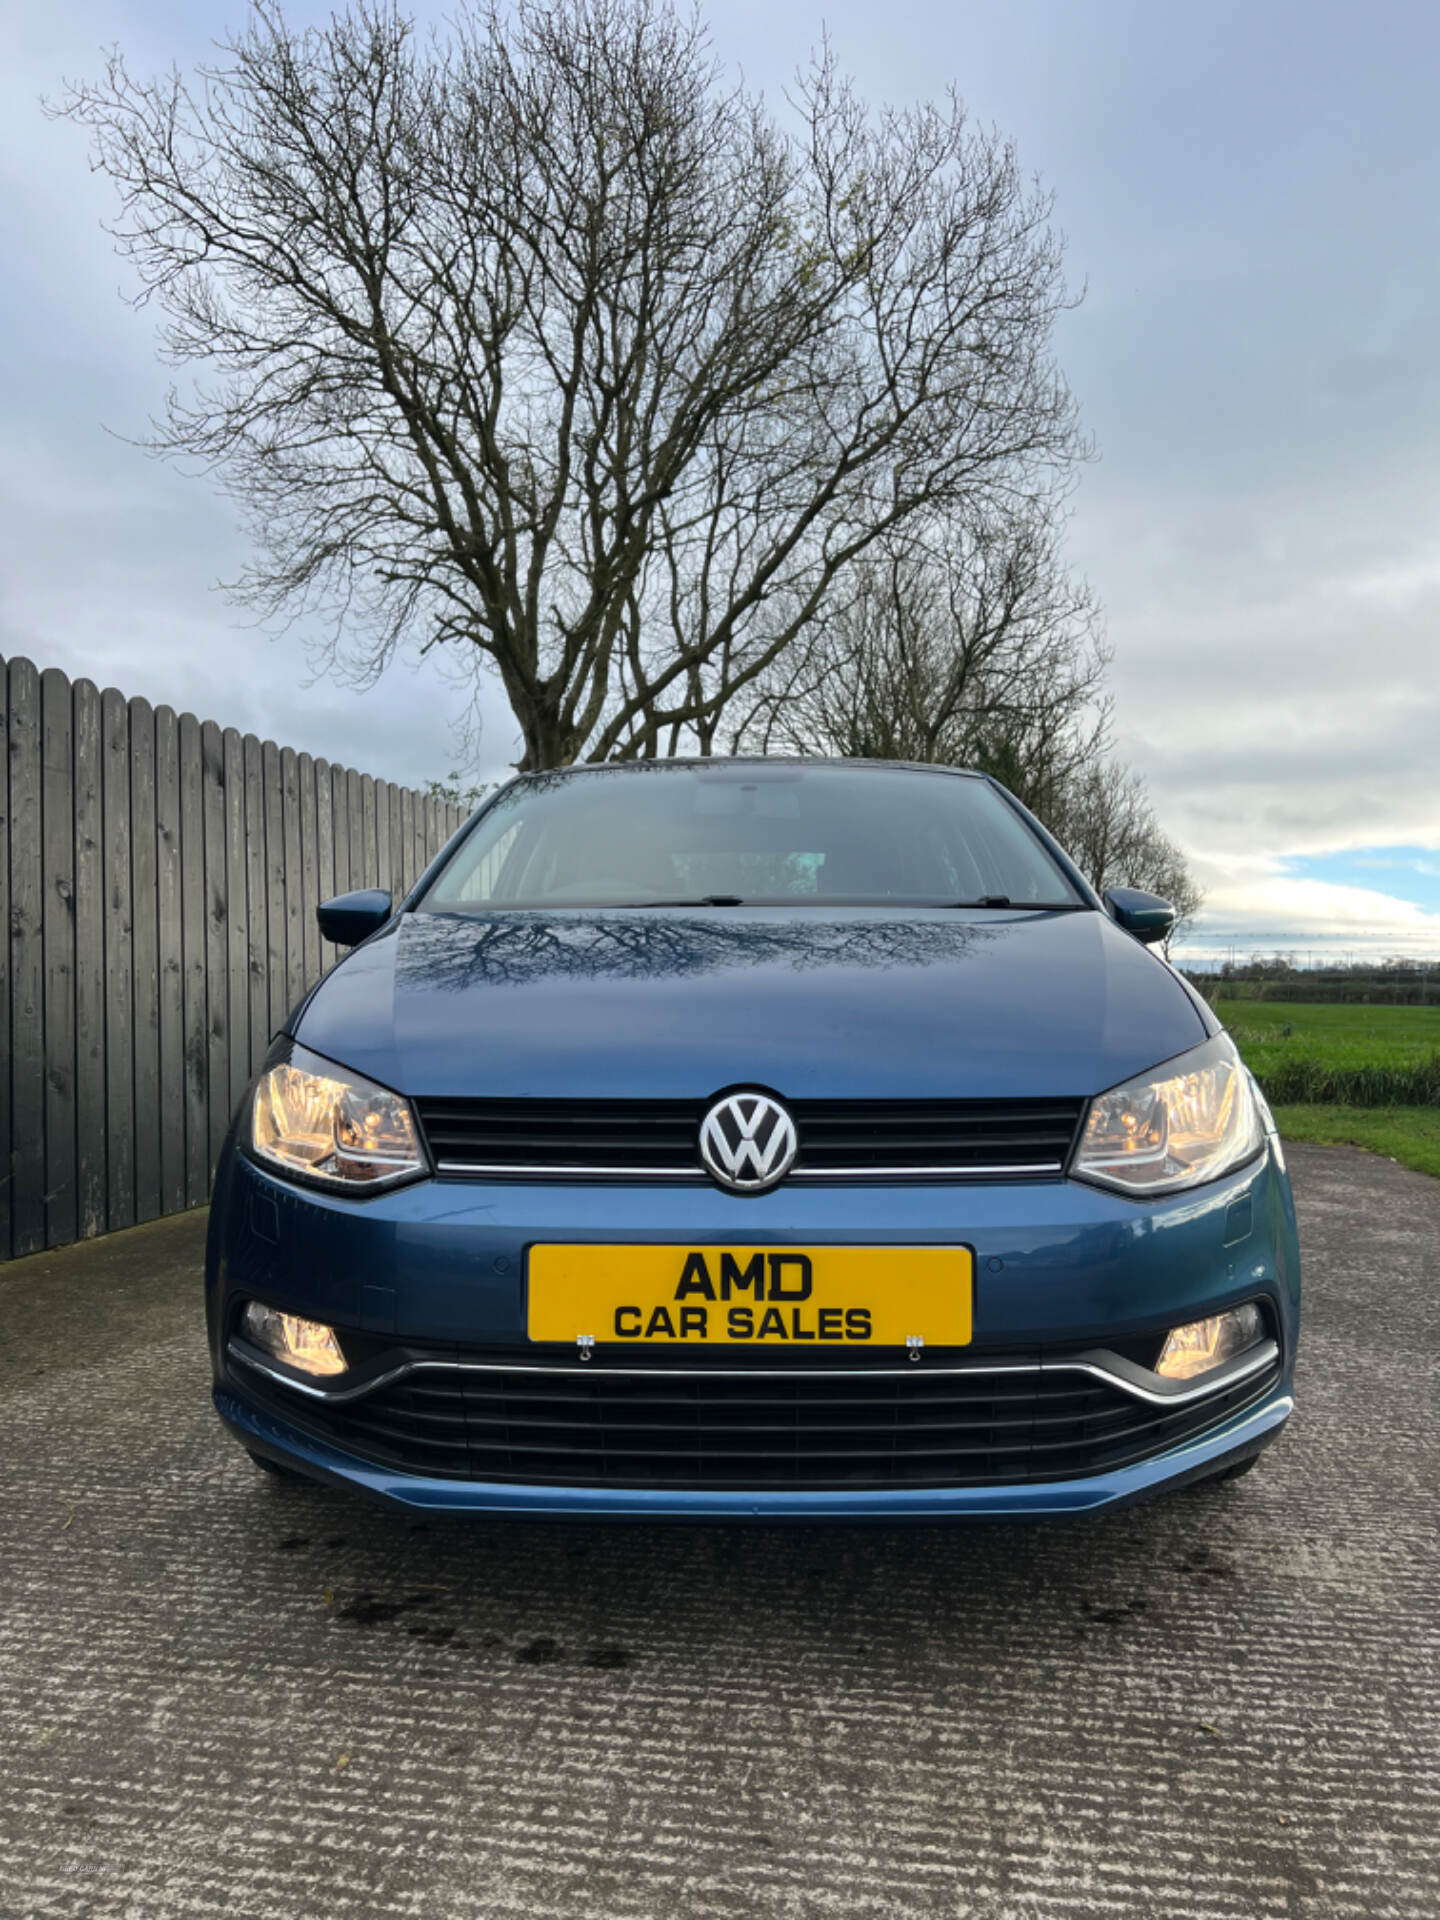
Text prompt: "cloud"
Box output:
[[5, 0, 1440, 948], [1177, 861, 1440, 962]]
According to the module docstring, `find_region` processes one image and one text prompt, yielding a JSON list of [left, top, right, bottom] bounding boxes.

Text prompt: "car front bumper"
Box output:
[[216, 1377, 1292, 1520], [206, 1132, 1301, 1520]]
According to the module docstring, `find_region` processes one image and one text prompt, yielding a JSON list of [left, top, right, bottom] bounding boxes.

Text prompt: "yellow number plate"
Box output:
[[527, 1245, 972, 1347]]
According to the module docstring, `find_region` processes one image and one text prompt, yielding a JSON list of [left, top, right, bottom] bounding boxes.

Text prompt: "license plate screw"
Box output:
[[576, 1335, 595, 1362], [906, 1335, 924, 1363]]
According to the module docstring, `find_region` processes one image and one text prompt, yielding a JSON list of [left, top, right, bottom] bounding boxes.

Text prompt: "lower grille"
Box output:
[[414, 1096, 1085, 1181], [237, 1348, 1278, 1491]]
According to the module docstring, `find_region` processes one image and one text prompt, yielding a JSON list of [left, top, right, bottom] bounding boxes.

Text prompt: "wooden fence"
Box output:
[[1, 653, 466, 1263]]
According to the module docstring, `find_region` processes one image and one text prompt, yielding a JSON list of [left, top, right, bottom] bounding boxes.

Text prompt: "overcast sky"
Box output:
[[4, 0, 1438, 959]]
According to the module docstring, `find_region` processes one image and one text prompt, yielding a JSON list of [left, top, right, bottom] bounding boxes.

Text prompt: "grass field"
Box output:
[[1215, 999, 1440, 1177], [1215, 998, 1440, 1104], [1268, 1104, 1440, 1179]]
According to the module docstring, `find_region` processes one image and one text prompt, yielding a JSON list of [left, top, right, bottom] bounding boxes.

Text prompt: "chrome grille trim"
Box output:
[[432, 1159, 1066, 1180], [436, 1162, 706, 1179]]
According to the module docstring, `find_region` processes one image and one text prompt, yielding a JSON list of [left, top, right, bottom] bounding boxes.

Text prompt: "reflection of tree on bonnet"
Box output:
[[393, 911, 1001, 994]]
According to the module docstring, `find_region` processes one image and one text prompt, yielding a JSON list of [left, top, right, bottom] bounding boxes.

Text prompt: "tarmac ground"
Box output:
[[0, 1143, 1436, 1919]]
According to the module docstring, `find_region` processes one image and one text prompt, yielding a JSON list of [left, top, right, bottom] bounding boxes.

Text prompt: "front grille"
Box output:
[[414, 1097, 1085, 1181], [239, 1347, 1278, 1491]]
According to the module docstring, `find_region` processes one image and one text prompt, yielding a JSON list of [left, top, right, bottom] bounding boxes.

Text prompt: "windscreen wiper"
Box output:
[[620, 895, 747, 907], [943, 897, 1089, 909]]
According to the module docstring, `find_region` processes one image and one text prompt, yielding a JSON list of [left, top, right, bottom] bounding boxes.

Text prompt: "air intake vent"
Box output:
[[236, 1344, 1280, 1492]]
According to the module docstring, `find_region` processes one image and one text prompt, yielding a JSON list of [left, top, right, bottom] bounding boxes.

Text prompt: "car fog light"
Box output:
[[1156, 1302, 1265, 1380], [240, 1301, 347, 1378]]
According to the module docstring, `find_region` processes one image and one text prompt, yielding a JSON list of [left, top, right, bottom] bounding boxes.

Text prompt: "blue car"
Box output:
[[207, 759, 1299, 1519]]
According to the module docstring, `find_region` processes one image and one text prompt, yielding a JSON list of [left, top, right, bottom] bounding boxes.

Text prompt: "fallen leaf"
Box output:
[[1199, 1723, 1223, 1740], [334, 1753, 350, 1772], [60, 1507, 74, 1532]]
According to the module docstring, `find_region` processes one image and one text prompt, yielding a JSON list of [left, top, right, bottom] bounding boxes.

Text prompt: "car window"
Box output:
[[420, 764, 1082, 910]]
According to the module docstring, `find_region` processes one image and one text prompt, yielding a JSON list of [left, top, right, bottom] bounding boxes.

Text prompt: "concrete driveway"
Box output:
[[1, 1144, 1436, 1920]]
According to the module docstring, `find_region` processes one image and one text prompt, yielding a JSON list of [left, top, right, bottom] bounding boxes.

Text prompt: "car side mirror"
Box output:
[[317, 888, 393, 947], [1103, 886, 1176, 946]]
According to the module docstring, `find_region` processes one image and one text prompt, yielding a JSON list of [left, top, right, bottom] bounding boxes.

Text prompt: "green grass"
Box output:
[[1213, 1000, 1440, 1177], [1216, 998, 1440, 1104], [1269, 1104, 1440, 1180], [1215, 999, 1440, 1052]]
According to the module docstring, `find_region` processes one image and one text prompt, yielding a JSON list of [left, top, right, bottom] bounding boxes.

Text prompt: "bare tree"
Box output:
[[733, 505, 1107, 784], [59, 0, 1084, 769], [1047, 760, 1204, 956], [745, 520, 1203, 951]]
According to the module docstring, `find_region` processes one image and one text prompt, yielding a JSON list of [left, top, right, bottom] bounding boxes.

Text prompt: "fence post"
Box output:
[[281, 745, 303, 1013], [104, 686, 137, 1231], [73, 678, 106, 1241], [131, 697, 161, 1225], [178, 712, 208, 1208], [155, 705, 186, 1216], [263, 739, 286, 1041], [243, 732, 268, 1074], [298, 752, 320, 992], [41, 667, 78, 1250], [223, 728, 249, 1119], [8, 659, 44, 1257], [201, 718, 229, 1182]]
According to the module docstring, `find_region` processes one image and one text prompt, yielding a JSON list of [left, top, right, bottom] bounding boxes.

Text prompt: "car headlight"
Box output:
[[251, 1043, 425, 1190], [1072, 1033, 1263, 1197]]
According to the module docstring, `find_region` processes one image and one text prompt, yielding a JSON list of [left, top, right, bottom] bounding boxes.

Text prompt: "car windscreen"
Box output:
[[418, 764, 1083, 912]]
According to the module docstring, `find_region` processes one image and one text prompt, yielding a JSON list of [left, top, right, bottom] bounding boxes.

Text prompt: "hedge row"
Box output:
[[1253, 1057, 1440, 1106]]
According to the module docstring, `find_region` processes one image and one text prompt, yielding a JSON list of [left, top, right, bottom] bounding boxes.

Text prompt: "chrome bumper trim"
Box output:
[[227, 1336, 1279, 1412]]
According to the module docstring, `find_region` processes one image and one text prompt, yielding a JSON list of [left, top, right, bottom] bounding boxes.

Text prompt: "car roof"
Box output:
[[509, 757, 986, 781]]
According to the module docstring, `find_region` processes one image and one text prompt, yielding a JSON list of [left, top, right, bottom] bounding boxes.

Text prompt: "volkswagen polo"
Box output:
[[206, 760, 1299, 1518]]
